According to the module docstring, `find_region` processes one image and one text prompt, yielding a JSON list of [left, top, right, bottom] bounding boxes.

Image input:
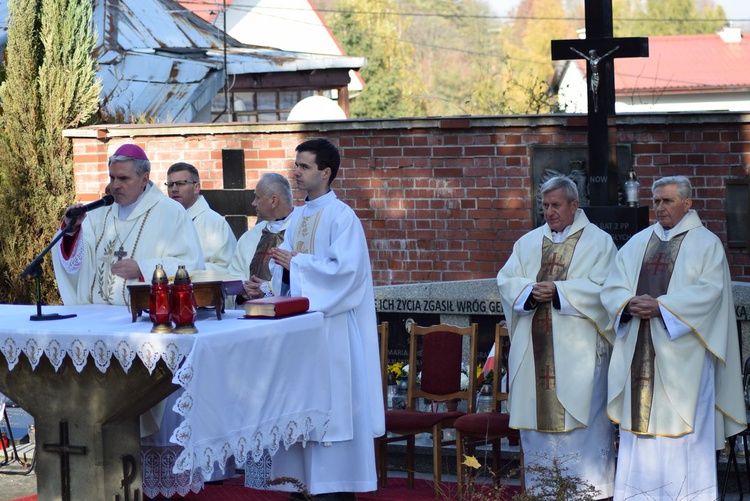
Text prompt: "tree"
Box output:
[[327, 0, 428, 118], [0, 0, 100, 304], [614, 0, 726, 36]]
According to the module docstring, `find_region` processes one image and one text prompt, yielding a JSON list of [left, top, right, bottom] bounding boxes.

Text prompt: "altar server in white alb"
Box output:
[[167, 162, 236, 271], [52, 144, 204, 306], [602, 175, 746, 501], [497, 176, 616, 498], [268, 138, 384, 500]]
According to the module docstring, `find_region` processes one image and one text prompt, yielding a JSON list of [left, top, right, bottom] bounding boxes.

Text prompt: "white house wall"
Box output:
[[216, 0, 364, 92]]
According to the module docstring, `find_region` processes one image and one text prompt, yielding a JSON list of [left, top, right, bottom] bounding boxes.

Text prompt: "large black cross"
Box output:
[[551, 0, 648, 206], [43, 420, 87, 501], [201, 149, 256, 240]]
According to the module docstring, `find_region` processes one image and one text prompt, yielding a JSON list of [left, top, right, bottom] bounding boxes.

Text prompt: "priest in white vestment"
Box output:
[[229, 173, 296, 303], [497, 176, 616, 498], [52, 144, 204, 307], [602, 175, 746, 501], [166, 162, 236, 272], [268, 139, 384, 499]]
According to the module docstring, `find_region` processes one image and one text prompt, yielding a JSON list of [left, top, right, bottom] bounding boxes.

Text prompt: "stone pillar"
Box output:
[[0, 355, 177, 501]]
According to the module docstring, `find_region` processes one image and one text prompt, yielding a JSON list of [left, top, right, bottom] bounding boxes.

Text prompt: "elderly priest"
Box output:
[[602, 175, 746, 500], [52, 143, 204, 306]]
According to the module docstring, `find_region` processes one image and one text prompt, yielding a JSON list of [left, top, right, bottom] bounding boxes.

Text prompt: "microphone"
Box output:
[[66, 194, 115, 219]]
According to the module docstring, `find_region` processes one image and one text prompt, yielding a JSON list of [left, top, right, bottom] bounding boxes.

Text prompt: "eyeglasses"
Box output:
[[165, 180, 198, 188]]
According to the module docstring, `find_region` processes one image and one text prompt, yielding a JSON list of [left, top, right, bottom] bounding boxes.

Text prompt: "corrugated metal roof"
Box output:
[[0, 0, 365, 123]]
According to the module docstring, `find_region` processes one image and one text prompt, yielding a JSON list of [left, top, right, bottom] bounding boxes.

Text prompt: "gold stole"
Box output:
[[532, 229, 582, 431], [293, 211, 323, 254], [630, 231, 686, 432], [249, 226, 286, 281]]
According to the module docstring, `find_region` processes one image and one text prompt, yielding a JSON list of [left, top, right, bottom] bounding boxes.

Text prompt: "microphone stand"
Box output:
[[20, 217, 80, 321]]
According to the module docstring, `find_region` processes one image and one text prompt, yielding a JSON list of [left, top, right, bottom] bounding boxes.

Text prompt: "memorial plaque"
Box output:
[[531, 144, 632, 227], [582, 205, 649, 248]]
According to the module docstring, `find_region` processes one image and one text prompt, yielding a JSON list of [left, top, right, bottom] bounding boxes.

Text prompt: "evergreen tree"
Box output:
[[0, 0, 100, 304]]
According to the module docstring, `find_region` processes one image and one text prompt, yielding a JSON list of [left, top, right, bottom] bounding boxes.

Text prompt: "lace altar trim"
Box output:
[[171, 358, 330, 481], [0, 335, 188, 375], [142, 445, 203, 499]]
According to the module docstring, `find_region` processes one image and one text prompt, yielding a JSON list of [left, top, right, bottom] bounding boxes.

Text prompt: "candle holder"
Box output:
[[149, 264, 172, 333], [625, 168, 640, 207], [170, 265, 198, 334]]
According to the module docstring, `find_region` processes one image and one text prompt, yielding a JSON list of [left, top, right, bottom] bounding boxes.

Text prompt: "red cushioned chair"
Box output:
[[377, 322, 478, 499], [455, 323, 523, 499]]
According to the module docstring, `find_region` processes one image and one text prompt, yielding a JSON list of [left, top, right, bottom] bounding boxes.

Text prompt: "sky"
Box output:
[[484, 0, 750, 24]]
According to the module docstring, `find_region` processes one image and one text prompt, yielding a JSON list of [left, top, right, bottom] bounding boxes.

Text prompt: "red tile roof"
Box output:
[[574, 31, 750, 93], [178, 0, 233, 23]]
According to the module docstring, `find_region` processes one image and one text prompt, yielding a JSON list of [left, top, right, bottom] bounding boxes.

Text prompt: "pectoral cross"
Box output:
[[114, 246, 128, 261]]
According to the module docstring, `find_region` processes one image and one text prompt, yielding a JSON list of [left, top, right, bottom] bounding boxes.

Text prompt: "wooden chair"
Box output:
[[378, 322, 389, 409], [374, 321, 389, 483], [378, 322, 478, 499], [455, 323, 523, 499]]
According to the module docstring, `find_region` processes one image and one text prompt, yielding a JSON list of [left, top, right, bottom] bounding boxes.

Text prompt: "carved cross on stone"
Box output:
[[551, 0, 648, 206], [43, 420, 87, 501]]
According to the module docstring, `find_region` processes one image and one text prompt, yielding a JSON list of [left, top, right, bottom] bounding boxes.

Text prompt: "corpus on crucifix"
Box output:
[[551, 0, 648, 207]]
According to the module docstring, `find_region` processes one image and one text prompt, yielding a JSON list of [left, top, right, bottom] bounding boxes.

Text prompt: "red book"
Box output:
[[243, 296, 310, 318]]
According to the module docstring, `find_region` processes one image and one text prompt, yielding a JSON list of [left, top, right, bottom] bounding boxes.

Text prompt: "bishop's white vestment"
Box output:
[[188, 195, 236, 272], [497, 209, 616, 498], [52, 182, 204, 306], [269, 191, 384, 494], [602, 210, 746, 501]]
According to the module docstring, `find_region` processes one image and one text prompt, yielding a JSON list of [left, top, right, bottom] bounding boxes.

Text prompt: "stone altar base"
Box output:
[[0, 354, 178, 501]]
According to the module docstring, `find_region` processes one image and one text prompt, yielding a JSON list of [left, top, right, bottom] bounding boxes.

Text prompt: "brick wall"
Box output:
[[64, 113, 750, 284]]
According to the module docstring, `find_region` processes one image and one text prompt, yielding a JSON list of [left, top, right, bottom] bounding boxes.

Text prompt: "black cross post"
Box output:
[[201, 149, 256, 240], [551, 0, 648, 206], [43, 420, 87, 501]]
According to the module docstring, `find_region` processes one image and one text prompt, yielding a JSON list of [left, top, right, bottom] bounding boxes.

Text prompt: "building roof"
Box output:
[[0, 0, 364, 123], [571, 27, 750, 94], [177, 0, 365, 91]]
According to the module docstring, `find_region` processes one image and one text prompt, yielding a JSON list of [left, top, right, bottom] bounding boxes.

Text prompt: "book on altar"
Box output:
[[183, 269, 244, 296], [244, 296, 310, 318]]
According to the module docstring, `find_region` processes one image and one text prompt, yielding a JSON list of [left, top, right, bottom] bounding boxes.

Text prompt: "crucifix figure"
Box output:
[[551, 0, 648, 206], [570, 46, 620, 112]]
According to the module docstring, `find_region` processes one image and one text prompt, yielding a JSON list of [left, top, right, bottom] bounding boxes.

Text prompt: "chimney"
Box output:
[[718, 25, 742, 43]]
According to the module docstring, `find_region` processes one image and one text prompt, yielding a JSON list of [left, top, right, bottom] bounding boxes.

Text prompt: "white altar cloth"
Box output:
[[0, 304, 331, 481]]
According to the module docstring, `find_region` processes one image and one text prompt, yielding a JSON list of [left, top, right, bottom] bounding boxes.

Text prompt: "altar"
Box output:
[[0, 304, 330, 501]]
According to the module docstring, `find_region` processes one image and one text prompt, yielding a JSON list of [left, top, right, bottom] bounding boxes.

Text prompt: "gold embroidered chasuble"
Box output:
[[52, 183, 204, 306], [249, 227, 286, 281], [533, 229, 583, 431], [603, 210, 746, 444], [630, 231, 686, 433], [91, 207, 152, 304]]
